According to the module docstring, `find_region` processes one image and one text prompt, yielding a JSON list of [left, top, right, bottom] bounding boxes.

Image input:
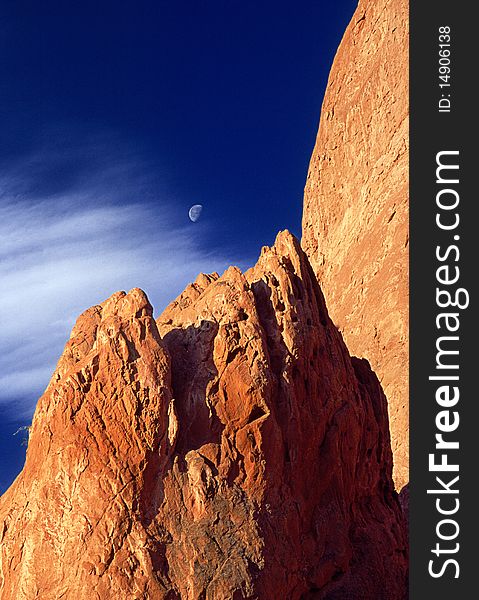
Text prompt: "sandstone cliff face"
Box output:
[[0, 232, 407, 599], [301, 0, 409, 489]]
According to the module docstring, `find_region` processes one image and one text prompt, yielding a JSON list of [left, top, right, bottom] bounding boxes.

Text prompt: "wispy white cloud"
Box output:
[[0, 140, 251, 418]]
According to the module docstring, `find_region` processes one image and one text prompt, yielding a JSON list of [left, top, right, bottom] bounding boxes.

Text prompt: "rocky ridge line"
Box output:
[[0, 232, 407, 599]]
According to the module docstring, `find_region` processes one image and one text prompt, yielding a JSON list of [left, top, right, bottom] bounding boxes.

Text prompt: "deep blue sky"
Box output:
[[0, 0, 357, 493]]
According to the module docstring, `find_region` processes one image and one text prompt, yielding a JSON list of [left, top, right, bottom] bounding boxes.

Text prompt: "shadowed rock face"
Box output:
[[0, 232, 407, 599], [301, 0, 409, 490]]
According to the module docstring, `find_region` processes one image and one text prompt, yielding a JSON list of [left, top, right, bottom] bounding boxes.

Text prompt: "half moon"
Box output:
[[188, 204, 203, 223]]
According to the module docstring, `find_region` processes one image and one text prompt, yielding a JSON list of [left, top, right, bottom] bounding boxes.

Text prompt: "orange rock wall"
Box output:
[[302, 0, 409, 489], [0, 233, 407, 599]]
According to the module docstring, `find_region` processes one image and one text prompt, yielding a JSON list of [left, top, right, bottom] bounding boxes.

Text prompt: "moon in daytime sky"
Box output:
[[188, 204, 203, 223]]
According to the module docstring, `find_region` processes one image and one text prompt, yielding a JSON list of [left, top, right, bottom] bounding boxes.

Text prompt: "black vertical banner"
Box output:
[[410, 1, 477, 598]]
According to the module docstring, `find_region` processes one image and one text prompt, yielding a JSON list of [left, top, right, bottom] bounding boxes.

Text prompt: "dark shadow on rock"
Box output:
[[162, 319, 224, 457]]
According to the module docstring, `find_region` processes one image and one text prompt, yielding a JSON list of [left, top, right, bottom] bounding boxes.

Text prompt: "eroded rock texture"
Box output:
[[301, 0, 409, 489], [0, 232, 407, 599]]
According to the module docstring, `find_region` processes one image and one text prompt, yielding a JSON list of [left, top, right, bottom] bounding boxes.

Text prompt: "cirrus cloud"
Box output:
[[0, 141, 251, 419]]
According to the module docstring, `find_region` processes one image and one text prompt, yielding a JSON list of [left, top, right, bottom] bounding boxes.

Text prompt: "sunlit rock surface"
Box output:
[[302, 0, 409, 489], [0, 233, 407, 599]]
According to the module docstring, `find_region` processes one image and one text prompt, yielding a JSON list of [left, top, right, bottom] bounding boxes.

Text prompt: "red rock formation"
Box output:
[[0, 289, 174, 599], [0, 232, 407, 599], [301, 0, 409, 489]]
